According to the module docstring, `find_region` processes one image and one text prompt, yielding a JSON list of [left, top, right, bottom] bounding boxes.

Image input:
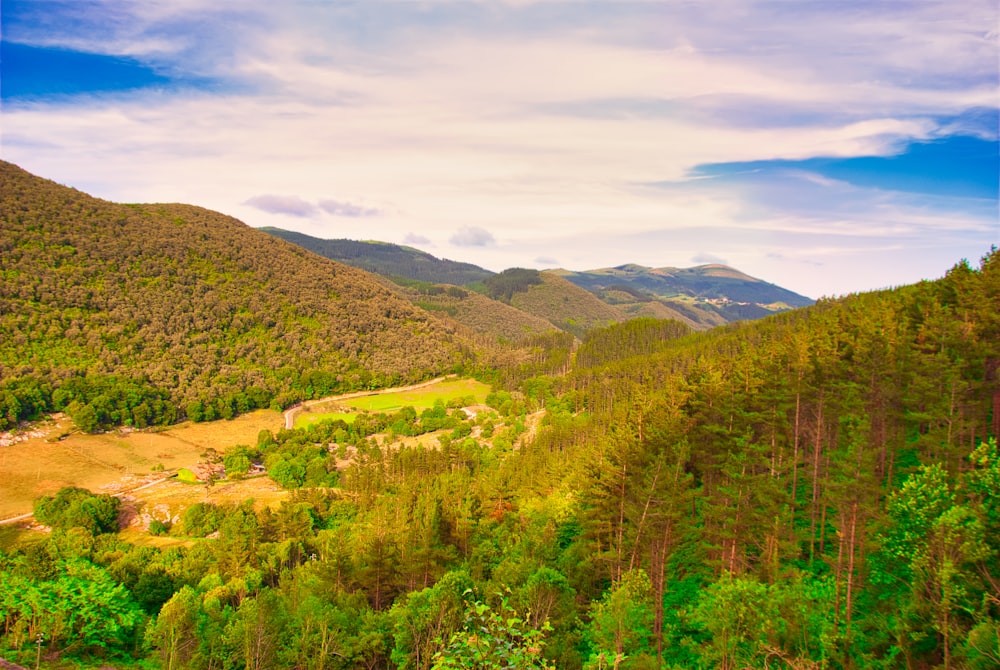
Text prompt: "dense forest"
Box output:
[[1, 243, 996, 669], [0, 162, 473, 432], [259, 230, 494, 288]]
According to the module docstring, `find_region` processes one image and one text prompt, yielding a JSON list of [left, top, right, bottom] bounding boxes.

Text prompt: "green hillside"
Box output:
[[0, 161, 469, 431], [401, 282, 560, 341], [1, 249, 996, 670], [506, 271, 629, 337], [263, 231, 815, 332], [260, 228, 494, 286]]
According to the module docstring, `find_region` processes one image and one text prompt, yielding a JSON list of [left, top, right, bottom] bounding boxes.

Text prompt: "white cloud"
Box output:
[[450, 226, 496, 247], [318, 199, 380, 217], [692, 253, 729, 266], [244, 194, 317, 217], [2, 0, 995, 298]]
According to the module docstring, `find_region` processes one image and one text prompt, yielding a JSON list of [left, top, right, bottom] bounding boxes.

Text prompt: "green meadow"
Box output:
[[293, 377, 491, 428]]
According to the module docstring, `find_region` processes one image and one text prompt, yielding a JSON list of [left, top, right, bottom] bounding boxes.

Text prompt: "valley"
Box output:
[[0, 161, 996, 670], [0, 376, 495, 521]]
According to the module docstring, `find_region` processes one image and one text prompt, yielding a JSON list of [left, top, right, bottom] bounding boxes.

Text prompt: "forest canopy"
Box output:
[[0, 161, 473, 431]]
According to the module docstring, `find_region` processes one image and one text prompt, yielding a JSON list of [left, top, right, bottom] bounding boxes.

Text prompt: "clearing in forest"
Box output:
[[293, 377, 491, 429]]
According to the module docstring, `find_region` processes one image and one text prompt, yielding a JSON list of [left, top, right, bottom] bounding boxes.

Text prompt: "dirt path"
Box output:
[[0, 512, 33, 527], [282, 376, 454, 429]]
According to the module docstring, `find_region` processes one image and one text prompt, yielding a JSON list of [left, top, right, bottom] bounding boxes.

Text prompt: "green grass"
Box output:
[[176, 468, 198, 483], [293, 378, 491, 428], [296, 411, 358, 429], [343, 378, 489, 412]]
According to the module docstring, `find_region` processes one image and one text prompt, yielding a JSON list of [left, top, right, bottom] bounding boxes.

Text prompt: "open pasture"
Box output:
[[0, 408, 284, 520], [118, 474, 291, 538], [294, 377, 491, 428]]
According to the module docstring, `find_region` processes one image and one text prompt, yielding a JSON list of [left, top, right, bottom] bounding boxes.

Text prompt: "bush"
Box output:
[[33, 487, 121, 534]]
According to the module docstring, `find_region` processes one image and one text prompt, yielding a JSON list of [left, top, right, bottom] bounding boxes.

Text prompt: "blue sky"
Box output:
[[2, 0, 997, 298]]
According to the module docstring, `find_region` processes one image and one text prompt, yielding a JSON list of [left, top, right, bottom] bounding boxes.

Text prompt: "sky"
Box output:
[[1, 0, 997, 299]]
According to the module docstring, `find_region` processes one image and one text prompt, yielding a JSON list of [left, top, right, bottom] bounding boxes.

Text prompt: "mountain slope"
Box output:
[[402, 285, 560, 341], [0, 161, 468, 430], [260, 228, 494, 286], [553, 263, 814, 324], [558, 263, 813, 305], [507, 272, 629, 337]]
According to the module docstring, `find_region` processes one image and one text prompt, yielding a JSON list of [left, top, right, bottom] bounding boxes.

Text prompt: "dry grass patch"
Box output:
[[0, 409, 285, 519], [116, 475, 292, 539]]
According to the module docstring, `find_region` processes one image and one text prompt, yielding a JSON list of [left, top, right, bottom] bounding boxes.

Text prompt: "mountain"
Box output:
[[0, 161, 469, 431], [260, 228, 494, 286], [400, 283, 561, 342], [552, 262, 814, 321], [504, 271, 629, 338], [263, 229, 811, 331]]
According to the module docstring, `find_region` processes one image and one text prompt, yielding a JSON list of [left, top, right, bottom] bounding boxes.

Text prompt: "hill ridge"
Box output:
[[0, 161, 468, 431]]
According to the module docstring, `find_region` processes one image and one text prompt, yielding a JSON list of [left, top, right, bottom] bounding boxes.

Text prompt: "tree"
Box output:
[[146, 585, 201, 670], [584, 569, 654, 669], [431, 592, 554, 670], [33, 487, 121, 535]]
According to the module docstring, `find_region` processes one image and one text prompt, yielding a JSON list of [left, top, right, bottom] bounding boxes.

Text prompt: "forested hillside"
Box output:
[[2, 247, 995, 669], [260, 229, 494, 286], [0, 161, 470, 432], [263, 231, 814, 333], [509, 272, 629, 337], [399, 281, 561, 342]]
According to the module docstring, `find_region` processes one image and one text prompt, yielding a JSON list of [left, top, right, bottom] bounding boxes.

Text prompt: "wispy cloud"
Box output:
[[1, 0, 996, 297], [404, 233, 431, 245], [318, 199, 380, 217], [692, 253, 728, 266], [450, 226, 496, 248], [244, 194, 317, 217]]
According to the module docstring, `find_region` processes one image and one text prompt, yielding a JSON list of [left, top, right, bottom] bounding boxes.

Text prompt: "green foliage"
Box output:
[[0, 556, 143, 659], [576, 317, 692, 368], [584, 570, 654, 669], [181, 502, 224, 537], [483, 268, 544, 302], [431, 592, 555, 669], [0, 161, 470, 430], [223, 444, 255, 478], [32, 486, 121, 535]]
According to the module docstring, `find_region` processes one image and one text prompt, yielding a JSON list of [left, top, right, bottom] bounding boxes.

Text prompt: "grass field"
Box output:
[[295, 411, 358, 429], [0, 409, 284, 520], [0, 378, 490, 520], [294, 377, 491, 428]]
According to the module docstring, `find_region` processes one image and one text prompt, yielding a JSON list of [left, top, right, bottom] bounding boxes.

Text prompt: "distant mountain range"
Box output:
[[260, 228, 814, 331]]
